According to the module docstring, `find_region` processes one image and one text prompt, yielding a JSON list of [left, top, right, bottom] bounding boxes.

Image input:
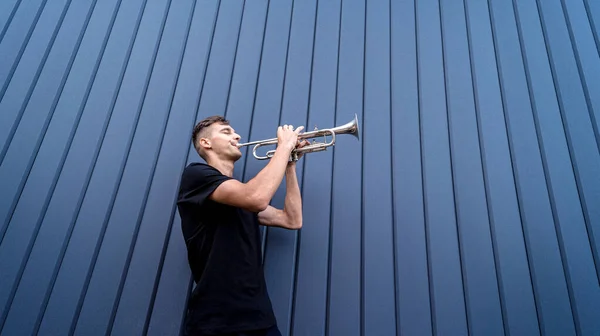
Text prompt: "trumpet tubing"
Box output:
[[236, 114, 360, 161]]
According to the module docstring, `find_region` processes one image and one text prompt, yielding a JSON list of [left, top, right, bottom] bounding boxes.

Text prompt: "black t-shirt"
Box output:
[[176, 162, 276, 335]]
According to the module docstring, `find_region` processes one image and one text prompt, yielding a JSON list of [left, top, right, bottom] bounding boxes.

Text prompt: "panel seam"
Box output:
[[290, 0, 317, 333], [559, 0, 600, 153], [0, 0, 24, 44], [581, 0, 600, 56], [262, 0, 294, 267], [414, 0, 436, 334], [324, 0, 342, 333], [536, 0, 600, 285], [462, 0, 508, 334], [0, 0, 50, 102], [438, 0, 471, 334], [360, 0, 367, 334], [388, 0, 400, 334], [513, 0, 580, 334], [486, 0, 544, 333]]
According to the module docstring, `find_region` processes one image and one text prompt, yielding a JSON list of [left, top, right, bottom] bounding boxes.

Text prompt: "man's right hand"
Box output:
[[277, 125, 304, 152]]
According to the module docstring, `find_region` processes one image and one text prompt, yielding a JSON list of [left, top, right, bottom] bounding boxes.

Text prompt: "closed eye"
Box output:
[[220, 126, 235, 134]]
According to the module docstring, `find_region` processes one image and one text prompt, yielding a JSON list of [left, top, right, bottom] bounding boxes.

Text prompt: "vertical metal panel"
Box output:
[[261, 0, 314, 334], [561, 0, 600, 151], [0, 0, 22, 38], [363, 0, 396, 334], [440, 0, 504, 334], [0, 0, 47, 103], [327, 0, 364, 334], [490, 0, 576, 334], [538, 0, 600, 283], [464, 0, 540, 334], [417, 0, 468, 334], [1, 0, 599, 335], [0, 0, 66, 161], [391, 0, 431, 334], [515, 0, 600, 334], [584, 0, 600, 53], [291, 0, 341, 334]]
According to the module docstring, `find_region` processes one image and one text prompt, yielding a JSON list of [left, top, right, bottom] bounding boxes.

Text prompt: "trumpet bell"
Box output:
[[328, 113, 360, 141]]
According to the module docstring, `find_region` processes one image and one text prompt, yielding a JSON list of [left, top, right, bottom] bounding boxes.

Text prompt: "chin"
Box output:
[[229, 151, 242, 162]]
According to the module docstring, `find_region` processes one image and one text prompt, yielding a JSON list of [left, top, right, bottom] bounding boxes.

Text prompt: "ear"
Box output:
[[198, 137, 211, 149]]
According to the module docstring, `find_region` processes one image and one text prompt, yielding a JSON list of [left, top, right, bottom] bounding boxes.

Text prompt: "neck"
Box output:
[[206, 158, 235, 177]]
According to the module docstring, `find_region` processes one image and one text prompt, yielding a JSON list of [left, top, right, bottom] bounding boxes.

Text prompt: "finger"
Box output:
[[295, 126, 304, 134]]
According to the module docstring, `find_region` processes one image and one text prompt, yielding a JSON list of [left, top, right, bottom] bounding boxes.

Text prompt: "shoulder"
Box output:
[[179, 163, 213, 190], [177, 162, 234, 206], [179, 162, 234, 190], [183, 162, 214, 175], [181, 162, 221, 181]]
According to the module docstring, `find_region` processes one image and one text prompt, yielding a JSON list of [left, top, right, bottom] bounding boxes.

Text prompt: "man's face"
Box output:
[[206, 123, 242, 161]]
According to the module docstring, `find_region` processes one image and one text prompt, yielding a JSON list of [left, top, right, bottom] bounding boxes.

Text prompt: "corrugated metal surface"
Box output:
[[0, 0, 599, 335]]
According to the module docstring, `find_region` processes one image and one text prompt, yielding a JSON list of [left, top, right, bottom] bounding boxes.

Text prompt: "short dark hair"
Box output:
[[192, 115, 229, 155]]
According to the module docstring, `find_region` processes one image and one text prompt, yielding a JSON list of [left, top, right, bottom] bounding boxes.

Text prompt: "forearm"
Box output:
[[246, 145, 293, 206], [283, 163, 302, 228]]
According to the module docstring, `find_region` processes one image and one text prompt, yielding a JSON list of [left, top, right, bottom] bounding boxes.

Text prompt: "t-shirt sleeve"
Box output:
[[177, 163, 233, 207]]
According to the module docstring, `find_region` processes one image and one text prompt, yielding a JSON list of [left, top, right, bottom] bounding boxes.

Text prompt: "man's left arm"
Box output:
[[257, 162, 303, 230]]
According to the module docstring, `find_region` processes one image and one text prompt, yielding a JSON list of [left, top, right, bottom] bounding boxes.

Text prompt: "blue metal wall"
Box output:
[[0, 0, 599, 335]]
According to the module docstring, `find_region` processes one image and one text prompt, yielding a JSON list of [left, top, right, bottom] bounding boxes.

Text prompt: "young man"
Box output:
[[177, 116, 308, 336]]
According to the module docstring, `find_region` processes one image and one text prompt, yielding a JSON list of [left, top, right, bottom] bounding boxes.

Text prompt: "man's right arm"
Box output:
[[209, 125, 302, 212]]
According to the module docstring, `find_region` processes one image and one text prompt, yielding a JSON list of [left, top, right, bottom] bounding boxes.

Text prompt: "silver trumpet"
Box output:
[[236, 114, 360, 161]]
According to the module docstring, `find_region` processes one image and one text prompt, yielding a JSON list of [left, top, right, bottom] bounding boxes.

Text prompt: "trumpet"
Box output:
[[236, 114, 360, 161]]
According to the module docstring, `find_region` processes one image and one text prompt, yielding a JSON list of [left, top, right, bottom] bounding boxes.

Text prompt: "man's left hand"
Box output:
[[291, 139, 310, 162]]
